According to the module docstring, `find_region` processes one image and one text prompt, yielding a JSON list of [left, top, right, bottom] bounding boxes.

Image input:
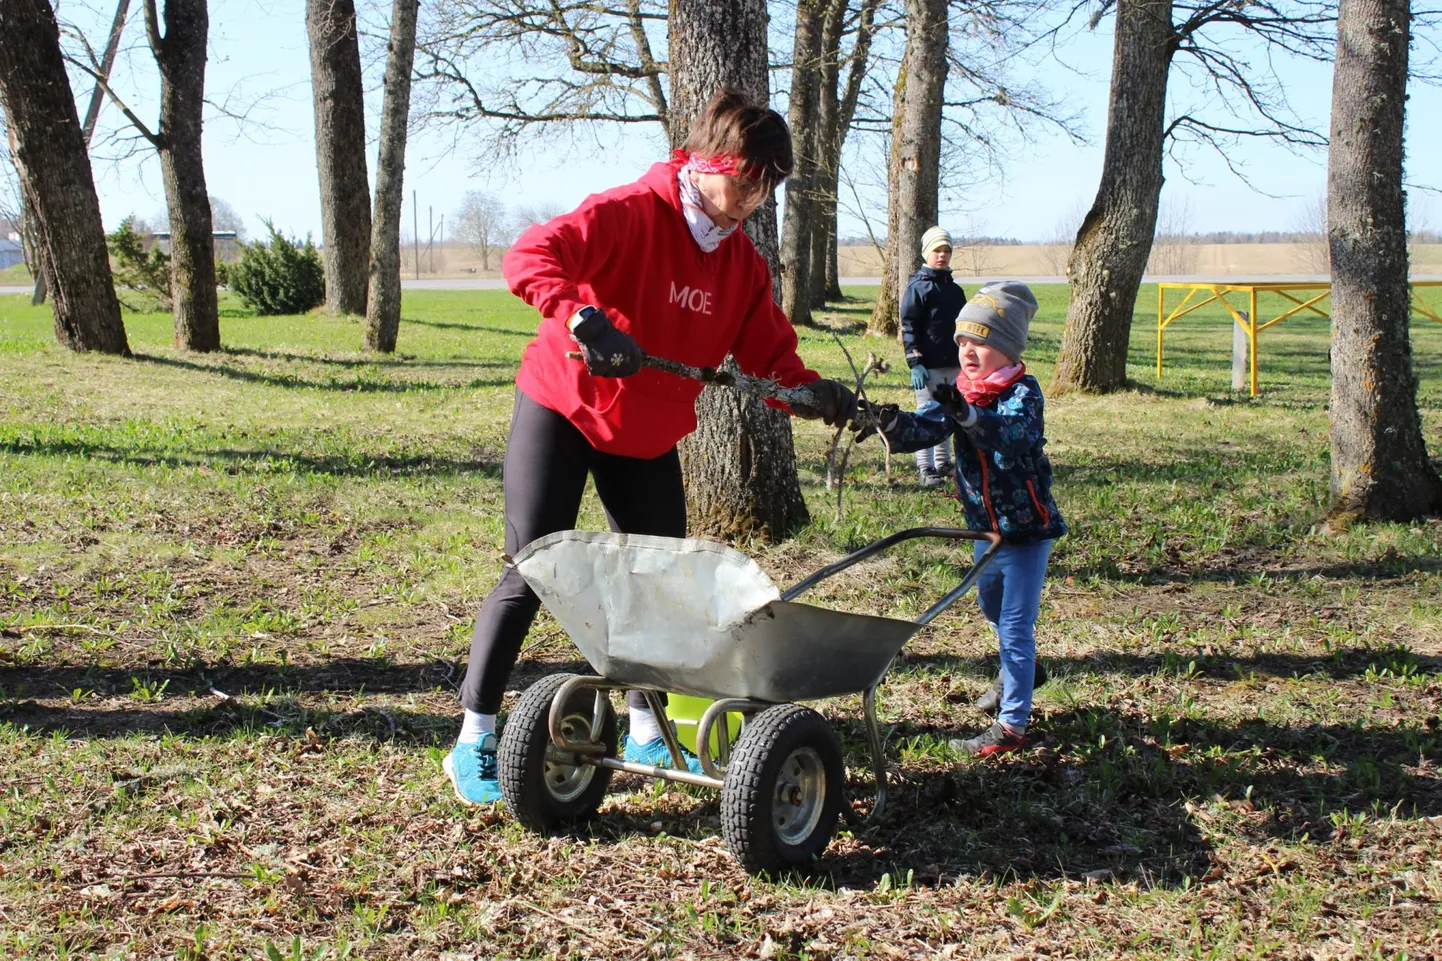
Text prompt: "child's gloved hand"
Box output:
[[909, 365, 928, 390], [851, 400, 899, 443], [930, 383, 973, 423]]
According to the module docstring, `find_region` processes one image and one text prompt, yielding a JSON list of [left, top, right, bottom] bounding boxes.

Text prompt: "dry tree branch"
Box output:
[[825, 331, 891, 518]]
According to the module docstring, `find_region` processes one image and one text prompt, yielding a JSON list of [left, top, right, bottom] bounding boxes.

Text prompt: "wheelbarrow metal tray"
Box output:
[[513, 531, 922, 703]]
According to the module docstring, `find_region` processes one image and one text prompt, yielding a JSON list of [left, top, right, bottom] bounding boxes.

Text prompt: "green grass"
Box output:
[[1, 287, 1440, 960]]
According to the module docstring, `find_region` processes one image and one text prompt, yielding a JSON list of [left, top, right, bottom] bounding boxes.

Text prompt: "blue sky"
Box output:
[[72, 0, 1442, 245]]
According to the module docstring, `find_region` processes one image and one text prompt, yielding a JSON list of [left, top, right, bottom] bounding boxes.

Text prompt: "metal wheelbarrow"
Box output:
[[498, 526, 1001, 874]]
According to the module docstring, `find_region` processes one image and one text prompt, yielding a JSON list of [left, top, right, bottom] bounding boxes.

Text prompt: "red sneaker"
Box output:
[[950, 723, 1028, 757]]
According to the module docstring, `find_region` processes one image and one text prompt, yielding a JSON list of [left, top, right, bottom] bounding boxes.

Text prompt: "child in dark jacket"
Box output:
[[859, 281, 1065, 756], [900, 226, 966, 489]]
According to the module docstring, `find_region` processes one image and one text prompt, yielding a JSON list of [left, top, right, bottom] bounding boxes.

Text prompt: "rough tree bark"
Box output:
[[146, 0, 219, 352], [307, 0, 371, 316], [1052, 0, 1175, 392], [892, 0, 947, 329], [1326, 0, 1442, 520], [0, 0, 127, 353], [668, 0, 809, 541], [807, 0, 846, 310], [364, 0, 420, 353], [779, 0, 825, 327]]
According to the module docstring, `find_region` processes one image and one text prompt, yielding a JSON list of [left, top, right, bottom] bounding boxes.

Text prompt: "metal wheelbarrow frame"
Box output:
[[497, 526, 1001, 874]]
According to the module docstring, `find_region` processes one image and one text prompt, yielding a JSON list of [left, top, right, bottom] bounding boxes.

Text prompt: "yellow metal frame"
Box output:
[[1156, 280, 1442, 396]]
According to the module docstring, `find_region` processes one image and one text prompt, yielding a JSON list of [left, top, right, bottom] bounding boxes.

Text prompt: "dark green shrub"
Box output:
[[106, 216, 172, 311], [229, 223, 325, 315]]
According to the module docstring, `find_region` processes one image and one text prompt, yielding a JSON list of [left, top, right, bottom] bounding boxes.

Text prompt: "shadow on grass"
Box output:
[[401, 317, 532, 338], [221, 345, 513, 371], [0, 655, 594, 741], [131, 352, 515, 392], [0, 436, 502, 479]]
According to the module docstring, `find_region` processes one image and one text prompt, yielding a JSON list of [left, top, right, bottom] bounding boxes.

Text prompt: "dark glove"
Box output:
[[791, 379, 857, 428], [571, 307, 643, 377], [850, 399, 900, 443], [909, 365, 928, 390], [930, 382, 973, 423]]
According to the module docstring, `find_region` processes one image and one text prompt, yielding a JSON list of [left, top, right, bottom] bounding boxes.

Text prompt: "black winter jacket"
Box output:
[[900, 267, 965, 370]]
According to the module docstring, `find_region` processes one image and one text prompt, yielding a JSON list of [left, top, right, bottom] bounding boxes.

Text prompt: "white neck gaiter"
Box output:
[[676, 163, 737, 253]]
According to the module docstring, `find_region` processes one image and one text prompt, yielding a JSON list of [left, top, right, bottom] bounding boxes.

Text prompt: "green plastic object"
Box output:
[[668, 694, 744, 756]]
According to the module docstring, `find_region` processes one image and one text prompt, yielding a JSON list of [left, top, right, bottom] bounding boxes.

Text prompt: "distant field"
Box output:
[[838, 243, 1442, 279]]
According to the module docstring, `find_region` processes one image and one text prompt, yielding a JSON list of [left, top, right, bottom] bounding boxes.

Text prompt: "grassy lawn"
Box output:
[[1, 286, 1439, 960]]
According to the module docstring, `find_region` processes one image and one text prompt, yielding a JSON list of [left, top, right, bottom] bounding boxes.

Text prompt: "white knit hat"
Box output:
[[921, 226, 952, 255]]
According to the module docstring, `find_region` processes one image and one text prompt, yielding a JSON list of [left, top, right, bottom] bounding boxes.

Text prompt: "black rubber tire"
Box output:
[[720, 703, 845, 875], [498, 673, 618, 832]]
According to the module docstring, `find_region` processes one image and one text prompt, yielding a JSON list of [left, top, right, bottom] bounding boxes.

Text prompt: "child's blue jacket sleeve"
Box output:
[[881, 380, 1045, 456], [952, 383, 1045, 456]]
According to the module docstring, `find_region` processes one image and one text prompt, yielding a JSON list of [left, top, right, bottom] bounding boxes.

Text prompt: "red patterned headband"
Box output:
[[673, 148, 746, 177]]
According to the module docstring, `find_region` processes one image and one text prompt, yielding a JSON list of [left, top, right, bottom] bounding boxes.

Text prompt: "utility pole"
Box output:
[[412, 189, 420, 280], [428, 205, 434, 273]]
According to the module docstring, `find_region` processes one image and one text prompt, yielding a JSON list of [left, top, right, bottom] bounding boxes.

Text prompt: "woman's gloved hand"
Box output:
[[570, 307, 644, 377], [792, 379, 858, 427], [909, 364, 928, 390]]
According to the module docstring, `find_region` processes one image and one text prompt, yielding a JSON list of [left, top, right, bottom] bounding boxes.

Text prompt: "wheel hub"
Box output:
[[772, 746, 826, 846], [544, 712, 598, 802]]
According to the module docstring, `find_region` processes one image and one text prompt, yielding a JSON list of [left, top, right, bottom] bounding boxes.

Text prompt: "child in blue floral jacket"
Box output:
[[858, 281, 1065, 756]]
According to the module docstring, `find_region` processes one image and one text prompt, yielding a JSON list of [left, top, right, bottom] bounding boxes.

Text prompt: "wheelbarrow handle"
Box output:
[[780, 527, 1003, 626]]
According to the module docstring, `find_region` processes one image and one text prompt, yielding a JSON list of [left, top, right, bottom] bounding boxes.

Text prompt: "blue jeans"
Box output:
[[973, 539, 1053, 732]]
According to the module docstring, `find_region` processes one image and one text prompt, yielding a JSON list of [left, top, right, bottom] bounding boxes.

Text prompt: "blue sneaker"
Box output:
[[623, 734, 704, 774], [443, 733, 503, 805]]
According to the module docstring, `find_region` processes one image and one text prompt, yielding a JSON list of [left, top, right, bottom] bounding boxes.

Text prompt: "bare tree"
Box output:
[[453, 189, 508, 270], [1326, 0, 1441, 521], [668, 0, 809, 541], [308, 0, 371, 316], [1052, 0, 1332, 393], [0, 0, 127, 354], [414, 0, 668, 149], [143, 0, 219, 351], [779, 0, 827, 327], [1148, 198, 1199, 275], [365, 0, 421, 353], [1288, 192, 1330, 273], [891, 0, 947, 326], [509, 202, 567, 233]]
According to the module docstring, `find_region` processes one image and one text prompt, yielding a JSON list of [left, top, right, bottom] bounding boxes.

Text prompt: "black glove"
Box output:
[[851, 399, 899, 443], [571, 307, 643, 377], [792, 379, 857, 428], [930, 383, 973, 423]]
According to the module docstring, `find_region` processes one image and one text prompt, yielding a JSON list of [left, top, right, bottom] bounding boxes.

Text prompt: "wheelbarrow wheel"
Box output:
[[498, 673, 617, 832], [721, 703, 844, 874]]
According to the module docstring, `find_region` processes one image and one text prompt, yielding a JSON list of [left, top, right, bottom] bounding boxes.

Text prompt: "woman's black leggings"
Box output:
[[460, 390, 687, 714]]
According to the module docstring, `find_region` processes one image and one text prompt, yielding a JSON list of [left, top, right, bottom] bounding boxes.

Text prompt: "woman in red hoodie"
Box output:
[[444, 89, 857, 805]]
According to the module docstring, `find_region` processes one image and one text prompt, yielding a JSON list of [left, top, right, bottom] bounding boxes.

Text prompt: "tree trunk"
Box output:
[[824, 0, 876, 304], [1326, 0, 1442, 520], [867, 62, 905, 337], [307, 0, 371, 316], [1052, 0, 1174, 393], [149, 0, 219, 352], [807, 0, 846, 310], [0, 0, 127, 353], [779, 0, 825, 327], [364, 0, 419, 353], [668, 0, 809, 541], [892, 0, 947, 335]]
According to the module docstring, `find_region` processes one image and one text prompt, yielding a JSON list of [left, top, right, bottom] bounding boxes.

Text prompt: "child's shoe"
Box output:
[[950, 723, 1028, 757], [974, 660, 1048, 715], [623, 735, 704, 774], [918, 467, 947, 489], [444, 733, 503, 805]]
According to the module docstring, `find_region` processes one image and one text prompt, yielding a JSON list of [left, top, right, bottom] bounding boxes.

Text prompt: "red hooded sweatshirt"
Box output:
[[504, 158, 820, 459]]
